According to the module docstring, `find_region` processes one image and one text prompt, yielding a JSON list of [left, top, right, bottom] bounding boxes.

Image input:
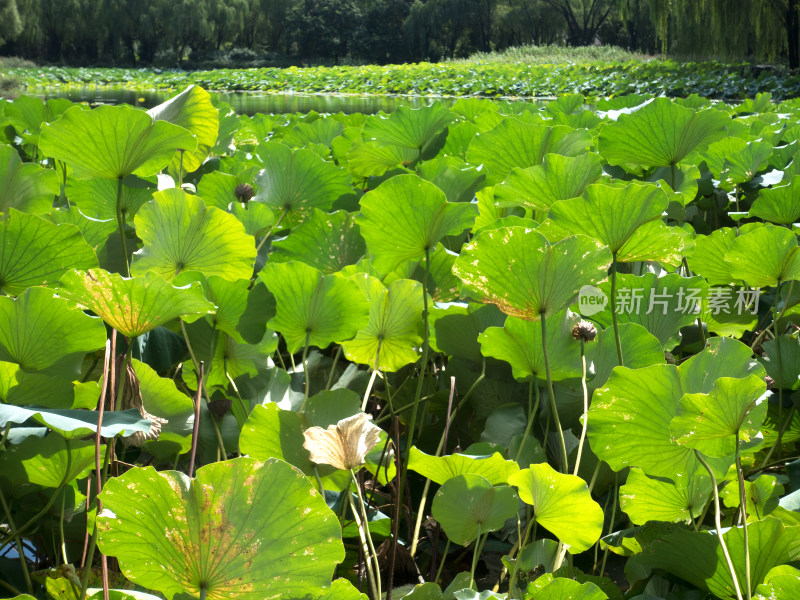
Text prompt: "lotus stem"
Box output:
[[696, 450, 744, 600], [411, 365, 482, 558], [113, 176, 131, 276], [434, 538, 451, 585], [610, 252, 624, 366], [362, 365, 380, 412], [80, 441, 112, 600], [300, 333, 311, 413], [255, 208, 287, 254], [515, 380, 540, 464], [735, 433, 751, 600], [508, 517, 537, 597], [401, 246, 432, 547], [0, 485, 32, 594], [541, 312, 568, 473], [181, 320, 227, 457], [573, 338, 589, 476], [188, 362, 204, 477], [325, 346, 343, 390], [349, 470, 381, 600], [774, 283, 786, 461], [469, 526, 487, 590]]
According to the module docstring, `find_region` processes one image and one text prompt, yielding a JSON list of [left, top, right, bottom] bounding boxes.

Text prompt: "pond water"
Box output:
[[36, 86, 461, 115]]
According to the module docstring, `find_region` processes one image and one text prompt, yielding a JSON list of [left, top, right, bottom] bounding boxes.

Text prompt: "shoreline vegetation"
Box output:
[[3, 46, 800, 102]]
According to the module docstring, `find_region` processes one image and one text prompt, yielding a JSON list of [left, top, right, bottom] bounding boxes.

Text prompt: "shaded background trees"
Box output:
[[0, 0, 798, 68]]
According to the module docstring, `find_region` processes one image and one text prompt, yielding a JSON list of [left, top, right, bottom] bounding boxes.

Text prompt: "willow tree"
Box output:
[[652, 0, 799, 68]]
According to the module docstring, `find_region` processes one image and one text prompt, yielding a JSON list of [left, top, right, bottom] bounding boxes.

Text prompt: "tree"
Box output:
[[0, 0, 22, 47], [541, 0, 617, 45], [287, 0, 362, 62]]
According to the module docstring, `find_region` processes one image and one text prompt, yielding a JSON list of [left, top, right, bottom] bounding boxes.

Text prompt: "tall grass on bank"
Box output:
[[456, 44, 653, 65]]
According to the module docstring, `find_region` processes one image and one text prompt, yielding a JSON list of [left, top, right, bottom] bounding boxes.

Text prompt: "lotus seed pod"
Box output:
[[235, 182, 255, 202], [572, 320, 597, 342]]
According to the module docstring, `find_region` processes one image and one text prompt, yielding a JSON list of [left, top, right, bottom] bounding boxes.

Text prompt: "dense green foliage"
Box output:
[[2, 86, 800, 599], [11, 59, 800, 101], [0, 0, 798, 67]]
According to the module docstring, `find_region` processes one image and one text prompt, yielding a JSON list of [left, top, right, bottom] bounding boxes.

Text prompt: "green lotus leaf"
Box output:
[[431, 302, 505, 363], [340, 277, 424, 371], [494, 153, 603, 213], [0, 142, 59, 213], [598, 98, 729, 169], [66, 175, 155, 221], [269, 209, 365, 274], [431, 473, 518, 546], [196, 171, 240, 210], [0, 360, 74, 408], [648, 163, 701, 206], [399, 241, 462, 302], [725, 225, 800, 287], [619, 468, 711, 525], [614, 220, 689, 266], [0, 286, 105, 374], [131, 359, 194, 458], [525, 576, 608, 600], [638, 517, 800, 599], [239, 403, 313, 474], [478, 310, 581, 381], [0, 433, 94, 487], [58, 269, 215, 338], [184, 275, 260, 343], [587, 323, 664, 389], [4, 95, 73, 146], [97, 458, 344, 599], [671, 375, 768, 457], [131, 189, 255, 281], [346, 142, 417, 177], [259, 261, 369, 353], [754, 566, 800, 599], [588, 338, 764, 478], [698, 285, 760, 338], [508, 463, 604, 554], [0, 209, 97, 296], [688, 227, 738, 286], [721, 474, 783, 519], [283, 119, 344, 150], [357, 174, 476, 272], [180, 320, 277, 394], [363, 102, 456, 159], [749, 175, 800, 224], [47, 205, 117, 250], [0, 405, 152, 440], [230, 201, 275, 239], [254, 142, 353, 226], [466, 119, 592, 184], [586, 273, 707, 350], [703, 137, 773, 189], [408, 447, 519, 486], [395, 582, 443, 600], [39, 104, 197, 179], [545, 182, 668, 254], [417, 156, 485, 204], [761, 336, 800, 391], [439, 121, 480, 161], [453, 228, 612, 319], [148, 85, 219, 174]]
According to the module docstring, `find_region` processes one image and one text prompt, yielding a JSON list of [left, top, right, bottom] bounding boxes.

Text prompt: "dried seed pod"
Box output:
[[208, 397, 233, 418], [115, 358, 168, 447], [235, 183, 255, 202], [572, 320, 597, 342]]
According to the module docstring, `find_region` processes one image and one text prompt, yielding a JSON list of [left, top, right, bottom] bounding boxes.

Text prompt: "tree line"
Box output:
[[0, 0, 798, 68]]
